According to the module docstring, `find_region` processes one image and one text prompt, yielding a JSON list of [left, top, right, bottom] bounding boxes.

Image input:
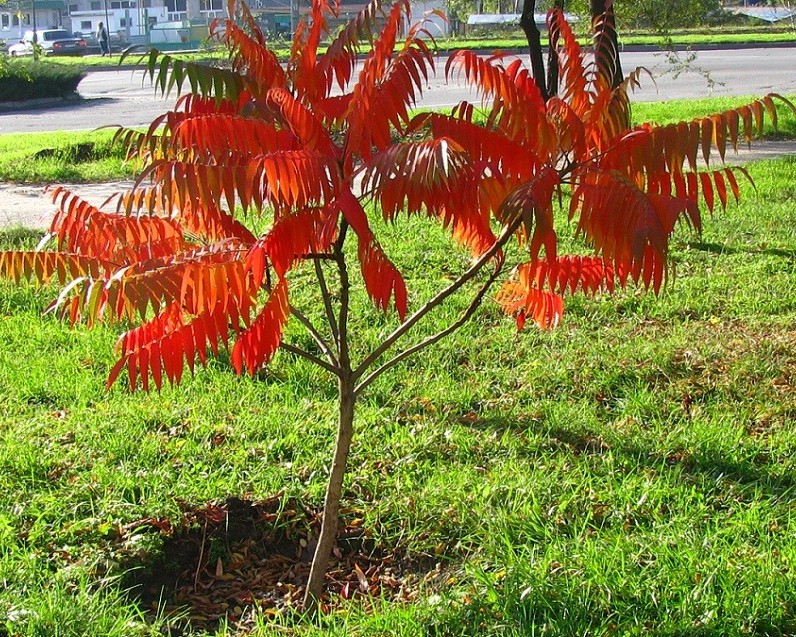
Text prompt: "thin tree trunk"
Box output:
[[303, 374, 356, 612], [304, 229, 354, 613], [520, 0, 548, 100], [590, 0, 623, 89], [546, 0, 564, 98]]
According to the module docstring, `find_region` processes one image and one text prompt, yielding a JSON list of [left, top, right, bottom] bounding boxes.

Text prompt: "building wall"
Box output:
[[411, 0, 449, 37], [1, 8, 63, 42], [67, 5, 168, 40]]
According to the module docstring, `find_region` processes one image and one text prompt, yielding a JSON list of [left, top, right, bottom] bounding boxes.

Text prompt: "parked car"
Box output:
[[7, 29, 88, 57], [75, 30, 126, 55]]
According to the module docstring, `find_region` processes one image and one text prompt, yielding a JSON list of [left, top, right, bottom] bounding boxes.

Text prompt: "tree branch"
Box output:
[[335, 235, 352, 372], [546, 0, 563, 98], [314, 257, 340, 350], [354, 255, 506, 395], [290, 307, 340, 368], [280, 341, 339, 375], [352, 215, 523, 382]]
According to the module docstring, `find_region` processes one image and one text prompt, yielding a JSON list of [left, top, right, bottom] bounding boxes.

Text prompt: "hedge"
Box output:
[[0, 58, 86, 102]]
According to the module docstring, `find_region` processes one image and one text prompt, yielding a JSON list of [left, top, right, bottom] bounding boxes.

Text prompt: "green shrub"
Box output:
[[0, 58, 86, 102]]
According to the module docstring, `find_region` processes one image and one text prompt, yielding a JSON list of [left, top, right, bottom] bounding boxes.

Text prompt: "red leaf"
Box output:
[[337, 191, 407, 320], [231, 279, 290, 375], [495, 278, 564, 330]]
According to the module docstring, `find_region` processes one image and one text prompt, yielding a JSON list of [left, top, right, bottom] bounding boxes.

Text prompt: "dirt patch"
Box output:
[[119, 496, 429, 633]]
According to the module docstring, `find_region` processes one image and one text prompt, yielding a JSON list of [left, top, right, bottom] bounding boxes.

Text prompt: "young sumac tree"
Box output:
[[1, 0, 792, 613]]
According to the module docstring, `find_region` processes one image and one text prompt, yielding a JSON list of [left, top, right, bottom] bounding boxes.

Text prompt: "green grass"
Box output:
[[0, 129, 140, 183], [633, 94, 796, 138], [2, 152, 796, 635], [447, 29, 796, 52]]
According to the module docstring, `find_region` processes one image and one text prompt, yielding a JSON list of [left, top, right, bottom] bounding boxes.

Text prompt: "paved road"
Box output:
[[2, 46, 795, 134]]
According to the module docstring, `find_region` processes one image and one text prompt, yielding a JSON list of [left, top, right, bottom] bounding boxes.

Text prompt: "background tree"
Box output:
[[1, 0, 792, 617], [614, 0, 722, 30], [521, 0, 621, 100]]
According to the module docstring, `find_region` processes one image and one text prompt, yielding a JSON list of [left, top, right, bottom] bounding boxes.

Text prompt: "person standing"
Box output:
[[97, 21, 109, 56]]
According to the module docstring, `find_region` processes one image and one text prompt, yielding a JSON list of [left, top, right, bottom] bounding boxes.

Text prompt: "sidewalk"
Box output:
[[0, 180, 134, 231], [1, 139, 795, 231]]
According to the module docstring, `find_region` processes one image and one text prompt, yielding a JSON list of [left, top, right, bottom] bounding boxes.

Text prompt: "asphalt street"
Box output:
[[1, 46, 795, 134]]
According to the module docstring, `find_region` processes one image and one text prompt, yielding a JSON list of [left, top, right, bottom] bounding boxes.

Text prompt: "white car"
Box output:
[[7, 29, 88, 57]]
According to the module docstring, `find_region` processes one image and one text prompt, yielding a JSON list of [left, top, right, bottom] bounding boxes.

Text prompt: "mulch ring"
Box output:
[[120, 495, 430, 633]]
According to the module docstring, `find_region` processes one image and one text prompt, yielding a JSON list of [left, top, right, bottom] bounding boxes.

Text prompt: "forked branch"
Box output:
[[354, 253, 506, 395], [290, 307, 340, 368], [352, 214, 524, 383], [314, 257, 340, 349], [280, 341, 339, 375]]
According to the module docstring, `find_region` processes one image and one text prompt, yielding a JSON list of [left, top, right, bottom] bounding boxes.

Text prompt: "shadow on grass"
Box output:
[[462, 413, 796, 502], [554, 423, 796, 500], [687, 240, 796, 261]]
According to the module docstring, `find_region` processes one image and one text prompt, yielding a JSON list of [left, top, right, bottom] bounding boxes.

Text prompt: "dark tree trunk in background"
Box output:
[[546, 0, 564, 98], [524, 0, 624, 101], [520, 0, 549, 100], [590, 0, 624, 89]]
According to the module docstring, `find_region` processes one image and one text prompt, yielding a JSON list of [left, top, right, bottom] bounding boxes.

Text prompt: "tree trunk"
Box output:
[[303, 374, 356, 612], [590, 0, 624, 89], [520, 0, 548, 100], [546, 0, 564, 98]]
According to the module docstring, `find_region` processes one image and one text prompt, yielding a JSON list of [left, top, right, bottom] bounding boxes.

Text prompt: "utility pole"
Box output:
[[290, 0, 298, 36], [103, 0, 111, 56], [31, 0, 38, 60]]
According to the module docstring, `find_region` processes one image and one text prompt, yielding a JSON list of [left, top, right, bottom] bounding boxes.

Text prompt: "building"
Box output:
[[0, 0, 221, 48], [2, 0, 448, 50], [2, 0, 67, 43]]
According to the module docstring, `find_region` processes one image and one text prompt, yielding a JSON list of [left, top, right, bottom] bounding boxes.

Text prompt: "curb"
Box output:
[[0, 94, 85, 113]]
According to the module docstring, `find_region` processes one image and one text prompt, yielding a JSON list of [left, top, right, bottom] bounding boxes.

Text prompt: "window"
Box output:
[[12, 14, 19, 26], [201, 0, 223, 11], [1, 14, 9, 28], [81, 20, 92, 29], [165, 0, 187, 12], [111, 1, 134, 8], [68, 4, 79, 12], [23, 13, 31, 25], [43, 30, 70, 40], [90, 1, 101, 9], [119, 17, 128, 26]]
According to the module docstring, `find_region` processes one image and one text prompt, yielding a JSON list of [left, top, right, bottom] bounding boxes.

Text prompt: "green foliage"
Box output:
[[446, 0, 749, 34], [0, 58, 86, 102], [614, 0, 723, 30]]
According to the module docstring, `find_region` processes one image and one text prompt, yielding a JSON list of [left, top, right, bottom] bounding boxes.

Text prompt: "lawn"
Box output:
[[1, 95, 796, 636], [0, 129, 139, 184]]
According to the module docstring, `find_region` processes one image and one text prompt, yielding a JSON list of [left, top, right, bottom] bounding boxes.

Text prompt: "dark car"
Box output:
[[7, 29, 88, 57]]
